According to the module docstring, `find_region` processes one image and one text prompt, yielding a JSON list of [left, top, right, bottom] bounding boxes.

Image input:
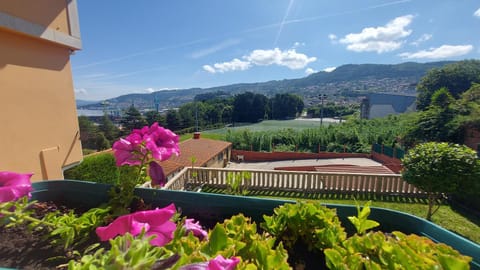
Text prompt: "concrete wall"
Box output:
[[371, 152, 403, 173], [0, 1, 82, 181], [0, 0, 70, 35]]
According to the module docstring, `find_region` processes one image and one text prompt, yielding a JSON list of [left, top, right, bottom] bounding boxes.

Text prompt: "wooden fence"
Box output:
[[164, 167, 424, 196]]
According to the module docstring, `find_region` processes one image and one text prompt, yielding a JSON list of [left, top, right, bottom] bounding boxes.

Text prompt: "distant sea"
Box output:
[[77, 109, 104, 117]]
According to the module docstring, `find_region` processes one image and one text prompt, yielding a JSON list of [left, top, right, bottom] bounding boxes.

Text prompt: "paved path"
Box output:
[[227, 158, 383, 169]]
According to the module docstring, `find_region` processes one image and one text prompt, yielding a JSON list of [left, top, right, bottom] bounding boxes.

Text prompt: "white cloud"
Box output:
[[145, 87, 155, 93], [203, 65, 216, 73], [399, 44, 473, 59], [410, 34, 432, 46], [339, 15, 413, 53], [245, 48, 316, 69], [203, 58, 251, 73], [328, 34, 337, 41], [74, 88, 88, 95], [305, 68, 317, 75], [474, 7, 480, 17], [323, 67, 336, 72], [203, 48, 316, 73]]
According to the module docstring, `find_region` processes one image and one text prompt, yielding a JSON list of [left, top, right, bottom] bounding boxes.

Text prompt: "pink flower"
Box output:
[[208, 255, 240, 270], [184, 218, 208, 240], [96, 203, 177, 246], [144, 123, 180, 161], [0, 171, 33, 203], [112, 123, 179, 167], [148, 161, 166, 187], [112, 136, 144, 166], [179, 255, 240, 270]]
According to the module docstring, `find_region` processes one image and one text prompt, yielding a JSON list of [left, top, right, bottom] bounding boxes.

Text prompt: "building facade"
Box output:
[[360, 93, 416, 119], [0, 1, 83, 181]]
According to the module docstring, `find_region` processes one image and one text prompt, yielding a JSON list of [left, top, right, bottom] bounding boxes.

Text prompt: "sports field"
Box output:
[[204, 118, 339, 134]]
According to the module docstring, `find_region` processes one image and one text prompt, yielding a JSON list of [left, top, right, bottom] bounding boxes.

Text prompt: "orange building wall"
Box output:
[[0, 0, 70, 35], [0, 29, 82, 181]]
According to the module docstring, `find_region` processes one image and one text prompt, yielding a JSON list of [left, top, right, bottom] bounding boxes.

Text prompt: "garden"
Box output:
[[1, 123, 479, 269]]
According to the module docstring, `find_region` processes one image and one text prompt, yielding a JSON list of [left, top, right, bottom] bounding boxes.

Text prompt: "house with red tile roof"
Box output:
[[160, 132, 232, 180]]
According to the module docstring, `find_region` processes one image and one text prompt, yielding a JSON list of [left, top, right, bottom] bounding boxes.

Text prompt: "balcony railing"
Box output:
[[164, 167, 423, 196]]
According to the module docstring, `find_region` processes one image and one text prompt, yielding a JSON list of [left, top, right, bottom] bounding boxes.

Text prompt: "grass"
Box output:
[[200, 186, 480, 244], [179, 132, 226, 141], [203, 119, 337, 134]]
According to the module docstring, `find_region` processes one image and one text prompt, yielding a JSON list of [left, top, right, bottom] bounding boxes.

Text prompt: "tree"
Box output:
[[233, 92, 267, 123], [144, 110, 166, 126], [402, 142, 480, 220], [416, 60, 480, 110], [78, 116, 111, 150], [120, 105, 147, 134], [270, 93, 304, 119], [98, 113, 119, 142], [165, 109, 181, 131]]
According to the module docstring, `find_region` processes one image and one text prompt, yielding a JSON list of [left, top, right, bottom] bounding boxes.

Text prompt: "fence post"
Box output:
[[381, 144, 384, 155]]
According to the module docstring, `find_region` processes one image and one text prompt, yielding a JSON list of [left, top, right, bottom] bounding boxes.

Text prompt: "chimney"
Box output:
[[193, 132, 201, 139]]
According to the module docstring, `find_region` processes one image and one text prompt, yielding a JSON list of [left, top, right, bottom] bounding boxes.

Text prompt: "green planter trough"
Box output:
[[19, 180, 480, 269]]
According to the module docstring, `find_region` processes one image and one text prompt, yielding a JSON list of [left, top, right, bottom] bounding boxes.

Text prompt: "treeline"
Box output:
[[79, 91, 305, 151]]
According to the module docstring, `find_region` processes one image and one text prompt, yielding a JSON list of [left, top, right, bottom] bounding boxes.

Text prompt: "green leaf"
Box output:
[[203, 224, 228, 255]]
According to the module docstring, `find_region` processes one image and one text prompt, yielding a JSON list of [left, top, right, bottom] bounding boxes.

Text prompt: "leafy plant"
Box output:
[[325, 231, 472, 270], [0, 197, 111, 251], [262, 201, 346, 252], [43, 207, 111, 250], [226, 171, 251, 195], [348, 200, 380, 235], [68, 231, 173, 270]]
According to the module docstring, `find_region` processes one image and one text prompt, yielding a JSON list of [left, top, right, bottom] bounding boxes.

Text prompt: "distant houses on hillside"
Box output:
[[360, 93, 416, 119]]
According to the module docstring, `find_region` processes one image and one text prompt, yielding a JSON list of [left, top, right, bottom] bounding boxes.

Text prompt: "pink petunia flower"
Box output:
[[112, 136, 144, 166], [96, 203, 177, 246], [144, 123, 180, 161], [208, 255, 240, 270], [0, 171, 33, 203], [184, 218, 208, 240], [179, 255, 240, 270], [148, 161, 166, 187]]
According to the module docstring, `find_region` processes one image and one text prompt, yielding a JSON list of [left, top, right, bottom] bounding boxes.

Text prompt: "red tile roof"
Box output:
[[160, 137, 232, 176]]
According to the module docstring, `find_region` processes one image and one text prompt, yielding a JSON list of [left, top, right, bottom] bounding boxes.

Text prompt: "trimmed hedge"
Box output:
[[64, 153, 137, 185]]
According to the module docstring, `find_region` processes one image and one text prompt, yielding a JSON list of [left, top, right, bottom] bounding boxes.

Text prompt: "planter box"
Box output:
[[24, 180, 480, 269]]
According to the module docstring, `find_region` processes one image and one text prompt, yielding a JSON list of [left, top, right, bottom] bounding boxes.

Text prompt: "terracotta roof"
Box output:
[[170, 138, 231, 167]]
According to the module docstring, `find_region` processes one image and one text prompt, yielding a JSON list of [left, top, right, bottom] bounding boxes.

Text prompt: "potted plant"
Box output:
[[0, 123, 479, 269]]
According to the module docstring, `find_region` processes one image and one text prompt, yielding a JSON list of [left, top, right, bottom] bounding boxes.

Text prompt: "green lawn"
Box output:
[[203, 119, 337, 134]]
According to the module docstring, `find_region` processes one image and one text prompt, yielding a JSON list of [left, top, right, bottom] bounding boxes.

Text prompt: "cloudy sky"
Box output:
[[72, 0, 480, 101]]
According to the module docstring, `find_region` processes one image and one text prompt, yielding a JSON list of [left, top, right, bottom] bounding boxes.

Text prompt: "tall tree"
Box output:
[[165, 109, 181, 131], [271, 93, 304, 119], [416, 60, 480, 110], [233, 92, 267, 123], [120, 105, 147, 134], [98, 113, 119, 142], [144, 110, 166, 126]]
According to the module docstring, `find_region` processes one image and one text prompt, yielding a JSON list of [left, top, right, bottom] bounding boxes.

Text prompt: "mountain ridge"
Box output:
[[79, 61, 454, 110]]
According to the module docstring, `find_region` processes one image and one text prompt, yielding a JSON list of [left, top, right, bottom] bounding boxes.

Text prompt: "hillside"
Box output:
[[79, 61, 453, 110]]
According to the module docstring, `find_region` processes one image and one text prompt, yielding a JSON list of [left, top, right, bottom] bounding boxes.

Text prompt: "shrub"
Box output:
[[64, 153, 120, 184], [402, 142, 480, 220]]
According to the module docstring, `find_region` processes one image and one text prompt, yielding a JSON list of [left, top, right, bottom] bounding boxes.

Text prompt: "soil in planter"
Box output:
[[0, 201, 100, 270]]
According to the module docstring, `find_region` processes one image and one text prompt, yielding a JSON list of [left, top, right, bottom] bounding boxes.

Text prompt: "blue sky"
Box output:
[[72, 0, 480, 101]]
